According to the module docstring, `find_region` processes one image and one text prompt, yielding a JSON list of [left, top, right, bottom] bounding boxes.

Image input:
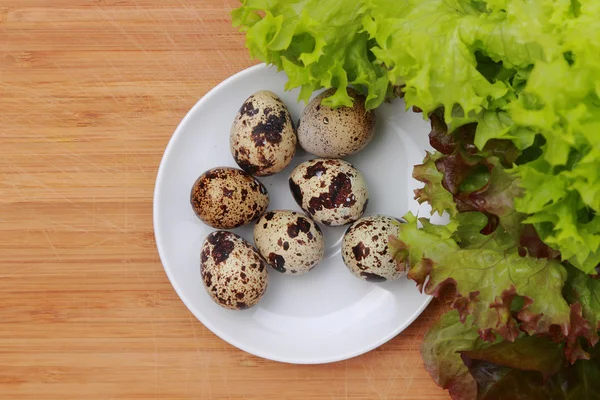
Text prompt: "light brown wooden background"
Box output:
[[0, 1, 448, 399]]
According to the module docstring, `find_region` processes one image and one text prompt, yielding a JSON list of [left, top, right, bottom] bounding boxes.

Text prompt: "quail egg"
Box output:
[[191, 167, 269, 229], [200, 231, 269, 310], [253, 210, 324, 275], [297, 88, 375, 158], [289, 159, 369, 226], [230, 91, 297, 176], [341, 215, 407, 282]]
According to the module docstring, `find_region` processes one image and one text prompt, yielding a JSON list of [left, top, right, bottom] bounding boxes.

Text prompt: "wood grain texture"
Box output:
[[0, 1, 449, 399]]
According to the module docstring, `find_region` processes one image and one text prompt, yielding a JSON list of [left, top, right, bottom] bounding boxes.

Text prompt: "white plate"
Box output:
[[153, 64, 434, 364]]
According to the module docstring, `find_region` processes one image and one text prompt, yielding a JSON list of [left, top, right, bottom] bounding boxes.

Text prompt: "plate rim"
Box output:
[[153, 63, 432, 364]]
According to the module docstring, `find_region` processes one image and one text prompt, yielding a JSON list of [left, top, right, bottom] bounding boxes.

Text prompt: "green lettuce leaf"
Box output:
[[565, 267, 600, 336], [233, 0, 391, 108], [452, 212, 516, 253], [364, 0, 509, 121], [510, 56, 600, 273], [424, 310, 600, 400], [563, 265, 600, 361], [425, 113, 524, 236], [421, 311, 493, 400], [474, 111, 537, 151], [396, 213, 570, 341], [233, 0, 600, 274], [515, 153, 600, 273], [413, 151, 458, 217], [233, 2, 600, 397]]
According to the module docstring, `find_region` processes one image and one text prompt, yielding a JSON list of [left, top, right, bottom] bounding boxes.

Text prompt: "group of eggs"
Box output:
[[191, 89, 407, 310]]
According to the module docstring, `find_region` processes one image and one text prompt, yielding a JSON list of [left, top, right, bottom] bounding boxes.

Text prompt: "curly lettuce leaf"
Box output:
[[440, 156, 523, 234], [422, 310, 600, 400], [364, 0, 509, 121], [232, 0, 391, 108], [514, 152, 600, 273], [395, 213, 571, 341], [234, 2, 600, 394], [421, 311, 491, 400], [233, 0, 600, 275], [413, 151, 458, 217], [452, 212, 516, 252], [424, 310, 600, 400], [474, 111, 537, 151], [565, 267, 600, 336], [518, 224, 562, 259], [425, 113, 524, 235], [563, 265, 600, 361]]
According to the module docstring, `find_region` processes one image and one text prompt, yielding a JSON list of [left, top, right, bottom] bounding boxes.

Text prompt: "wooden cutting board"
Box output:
[[0, 1, 448, 399]]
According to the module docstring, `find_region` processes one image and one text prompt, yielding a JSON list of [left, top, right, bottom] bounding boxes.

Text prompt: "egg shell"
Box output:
[[190, 167, 269, 229], [289, 159, 369, 226], [230, 91, 297, 176], [297, 88, 375, 158], [253, 210, 324, 275], [200, 231, 269, 310], [341, 215, 406, 282]]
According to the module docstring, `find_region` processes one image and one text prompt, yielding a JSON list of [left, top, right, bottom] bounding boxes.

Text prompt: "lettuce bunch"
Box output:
[[233, 0, 600, 397]]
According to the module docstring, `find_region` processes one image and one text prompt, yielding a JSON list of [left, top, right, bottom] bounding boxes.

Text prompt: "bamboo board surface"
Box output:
[[0, 1, 448, 399]]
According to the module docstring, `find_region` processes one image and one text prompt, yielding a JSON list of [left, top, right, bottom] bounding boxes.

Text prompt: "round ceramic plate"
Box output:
[[154, 64, 434, 364]]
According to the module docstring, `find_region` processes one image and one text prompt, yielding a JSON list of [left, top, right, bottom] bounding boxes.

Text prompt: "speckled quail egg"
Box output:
[[190, 167, 269, 229], [200, 231, 268, 310], [230, 91, 297, 176], [253, 210, 324, 275], [297, 88, 376, 158], [341, 215, 407, 282], [289, 159, 369, 226]]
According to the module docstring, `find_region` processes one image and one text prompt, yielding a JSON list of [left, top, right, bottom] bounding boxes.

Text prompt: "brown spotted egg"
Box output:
[[200, 231, 268, 310], [297, 88, 375, 158], [289, 159, 369, 226], [341, 215, 407, 282], [253, 210, 324, 275], [190, 167, 269, 229], [230, 91, 297, 176]]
